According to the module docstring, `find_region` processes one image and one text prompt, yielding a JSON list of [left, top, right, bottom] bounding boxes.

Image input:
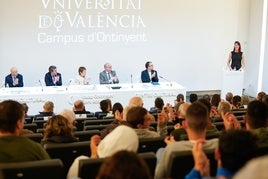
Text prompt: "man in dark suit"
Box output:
[[44, 65, 62, 86], [99, 63, 119, 84], [5, 67, 24, 87], [141, 61, 159, 83]]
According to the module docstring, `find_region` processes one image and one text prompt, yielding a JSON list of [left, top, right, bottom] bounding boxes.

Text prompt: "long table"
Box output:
[[0, 82, 186, 115]]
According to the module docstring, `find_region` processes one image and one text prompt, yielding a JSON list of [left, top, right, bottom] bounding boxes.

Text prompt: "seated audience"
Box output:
[[94, 99, 110, 118], [96, 150, 152, 179], [60, 109, 76, 126], [202, 94, 211, 102], [141, 61, 159, 83], [174, 93, 185, 106], [150, 97, 164, 113], [225, 92, 233, 104], [210, 94, 221, 117], [126, 106, 168, 138], [100, 102, 130, 139], [155, 102, 218, 178], [189, 93, 198, 103], [256, 91, 266, 101], [74, 66, 91, 85], [128, 96, 144, 107], [41, 115, 78, 146], [34, 101, 54, 119], [242, 94, 250, 108], [72, 100, 91, 117], [232, 95, 243, 109], [5, 67, 23, 87], [67, 125, 138, 178], [44, 65, 62, 86], [262, 94, 268, 106], [0, 100, 50, 162], [185, 130, 258, 179]]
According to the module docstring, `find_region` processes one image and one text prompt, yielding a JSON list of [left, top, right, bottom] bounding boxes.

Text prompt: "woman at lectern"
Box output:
[[227, 41, 246, 71]]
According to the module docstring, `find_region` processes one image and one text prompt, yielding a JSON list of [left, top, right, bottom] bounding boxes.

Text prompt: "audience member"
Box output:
[[41, 115, 78, 146], [242, 94, 250, 108], [5, 67, 23, 87], [262, 94, 268, 106], [0, 100, 50, 162], [141, 61, 159, 83], [225, 92, 233, 104], [99, 63, 119, 84], [210, 94, 221, 117], [185, 130, 257, 179], [60, 109, 76, 126], [100, 102, 130, 139], [96, 150, 152, 179], [128, 96, 144, 107], [126, 106, 168, 138], [150, 97, 164, 113], [232, 95, 243, 109], [256, 91, 266, 101], [72, 100, 91, 117], [74, 66, 90, 85], [189, 93, 198, 103], [202, 94, 211, 102], [155, 102, 218, 178], [174, 93, 184, 106], [217, 101, 232, 118], [67, 125, 138, 178], [34, 101, 54, 119], [44, 65, 62, 86], [233, 155, 268, 179], [94, 99, 110, 119]]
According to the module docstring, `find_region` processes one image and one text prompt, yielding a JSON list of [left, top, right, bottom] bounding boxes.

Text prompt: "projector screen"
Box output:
[[0, 0, 245, 91]]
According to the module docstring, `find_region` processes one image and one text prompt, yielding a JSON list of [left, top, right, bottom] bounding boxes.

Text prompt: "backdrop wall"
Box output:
[[0, 0, 264, 95]]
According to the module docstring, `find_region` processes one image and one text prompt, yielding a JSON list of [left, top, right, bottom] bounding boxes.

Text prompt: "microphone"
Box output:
[[66, 79, 72, 91], [159, 76, 172, 86], [130, 74, 133, 88], [38, 80, 43, 92]]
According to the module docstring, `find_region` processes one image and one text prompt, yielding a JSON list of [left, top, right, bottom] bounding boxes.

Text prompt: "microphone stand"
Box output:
[[159, 76, 172, 87], [131, 74, 133, 88], [66, 79, 72, 91], [38, 80, 44, 92]]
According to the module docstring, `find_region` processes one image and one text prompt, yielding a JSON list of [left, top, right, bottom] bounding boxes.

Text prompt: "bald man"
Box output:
[[99, 63, 119, 84], [5, 67, 24, 87]]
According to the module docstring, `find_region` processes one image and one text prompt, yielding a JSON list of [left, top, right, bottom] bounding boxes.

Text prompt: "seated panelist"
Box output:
[[44, 65, 62, 86], [99, 63, 119, 84], [141, 61, 159, 83], [5, 67, 24, 87]]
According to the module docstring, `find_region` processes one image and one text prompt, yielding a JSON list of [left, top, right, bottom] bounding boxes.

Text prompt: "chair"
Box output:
[[76, 117, 97, 131], [83, 119, 114, 126], [23, 133, 44, 143], [180, 131, 221, 140], [23, 123, 37, 133], [166, 149, 217, 179], [0, 159, 64, 179], [78, 152, 156, 179], [256, 143, 268, 157], [44, 141, 90, 176], [138, 137, 166, 153], [74, 130, 100, 142], [33, 120, 47, 129], [84, 125, 108, 131]]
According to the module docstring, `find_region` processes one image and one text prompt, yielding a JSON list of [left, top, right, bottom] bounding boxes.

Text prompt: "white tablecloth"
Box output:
[[0, 82, 186, 115]]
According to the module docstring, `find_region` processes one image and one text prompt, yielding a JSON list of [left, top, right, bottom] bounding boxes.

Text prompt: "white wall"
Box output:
[[0, 0, 258, 93], [261, 0, 268, 93]]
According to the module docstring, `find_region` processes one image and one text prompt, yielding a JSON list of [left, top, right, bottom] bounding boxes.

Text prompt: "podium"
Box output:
[[221, 69, 244, 99]]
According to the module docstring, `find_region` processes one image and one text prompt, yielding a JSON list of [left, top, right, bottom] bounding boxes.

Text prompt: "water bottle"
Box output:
[[234, 66, 236, 71], [5, 83, 9, 88]]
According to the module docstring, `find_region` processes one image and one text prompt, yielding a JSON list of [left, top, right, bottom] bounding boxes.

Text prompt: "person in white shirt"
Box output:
[[74, 66, 91, 85]]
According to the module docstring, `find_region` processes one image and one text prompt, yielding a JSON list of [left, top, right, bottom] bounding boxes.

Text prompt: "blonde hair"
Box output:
[[43, 101, 54, 112]]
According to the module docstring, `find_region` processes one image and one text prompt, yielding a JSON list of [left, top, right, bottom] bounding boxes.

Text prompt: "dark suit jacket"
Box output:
[[141, 70, 159, 83], [99, 70, 119, 84], [44, 72, 62, 86], [5, 74, 23, 87]]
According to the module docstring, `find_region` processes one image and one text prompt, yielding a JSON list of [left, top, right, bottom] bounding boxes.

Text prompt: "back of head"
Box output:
[[246, 100, 268, 129], [60, 109, 76, 125], [154, 97, 164, 110], [43, 101, 54, 112], [262, 94, 268, 106], [256, 91, 266, 101], [73, 100, 85, 112], [97, 125, 138, 158], [219, 130, 257, 173], [202, 94, 211, 102], [129, 96, 143, 107], [112, 102, 123, 114], [21, 103, 29, 114], [197, 98, 211, 112], [97, 150, 152, 179], [178, 102, 190, 118], [189, 93, 198, 103], [126, 106, 148, 128], [232, 95, 242, 108], [106, 99, 112, 111], [0, 100, 24, 134], [44, 115, 73, 139], [217, 101, 232, 114], [185, 102, 208, 134], [177, 93, 184, 102], [211, 94, 221, 107], [225, 92, 233, 103], [100, 100, 109, 112]]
